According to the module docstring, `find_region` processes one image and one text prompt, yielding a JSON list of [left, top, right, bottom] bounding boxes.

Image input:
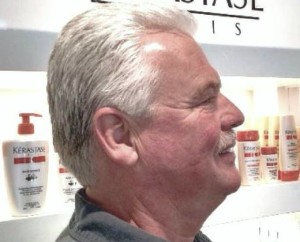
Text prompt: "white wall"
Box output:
[[0, 0, 300, 48], [0, 0, 93, 32]]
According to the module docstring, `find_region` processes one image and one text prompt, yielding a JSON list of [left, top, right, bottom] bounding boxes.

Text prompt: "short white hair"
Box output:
[[47, 1, 197, 186]]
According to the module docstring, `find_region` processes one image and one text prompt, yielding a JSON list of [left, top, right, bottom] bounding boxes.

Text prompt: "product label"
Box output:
[[59, 169, 82, 203], [12, 145, 47, 164], [22, 201, 41, 211], [280, 130, 299, 171], [18, 186, 43, 196], [2, 140, 49, 214], [238, 141, 261, 185], [263, 130, 269, 145], [261, 153, 278, 182]]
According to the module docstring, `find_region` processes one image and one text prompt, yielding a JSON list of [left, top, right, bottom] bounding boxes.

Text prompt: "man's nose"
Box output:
[[219, 94, 245, 131]]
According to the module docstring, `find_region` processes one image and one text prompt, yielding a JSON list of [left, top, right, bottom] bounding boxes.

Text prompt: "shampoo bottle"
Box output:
[[57, 154, 82, 204], [278, 115, 299, 181], [2, 113, 49, 216]]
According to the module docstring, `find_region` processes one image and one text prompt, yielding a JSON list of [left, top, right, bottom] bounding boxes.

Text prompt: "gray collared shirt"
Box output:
[[56, 189, 212, 242]]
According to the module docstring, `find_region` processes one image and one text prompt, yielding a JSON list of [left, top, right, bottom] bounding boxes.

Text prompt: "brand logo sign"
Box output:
[[175, 0, 263, 36], [12, 146, 47, 164], [90, 0, 300, 48]]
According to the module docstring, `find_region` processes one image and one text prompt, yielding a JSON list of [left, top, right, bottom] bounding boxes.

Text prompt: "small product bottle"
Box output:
[[2, 113, 49, 216], [255, 116, 269, 147], [237, 130, 261, 185], [278, 115, 299, 181], [260, 146, 278, 183], [58, 154, 82, 204], [268, 115, 280, 149]]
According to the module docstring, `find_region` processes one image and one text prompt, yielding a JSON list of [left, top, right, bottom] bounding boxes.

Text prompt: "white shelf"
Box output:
[[0, 182, 299, 242], [204, 181, 300, 226], [0, 212, 72, 242]]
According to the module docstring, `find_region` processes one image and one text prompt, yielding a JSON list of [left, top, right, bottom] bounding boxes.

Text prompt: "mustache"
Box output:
[[218, 131, 236, 152]]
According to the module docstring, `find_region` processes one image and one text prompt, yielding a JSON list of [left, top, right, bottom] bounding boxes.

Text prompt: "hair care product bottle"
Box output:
[[260, 146, 278, 183], [278, 115, 299, 181], [2, 113, 49, 216], [237, 130, 261, 185], [256, 116, 269, 147], [296, 126, 300, 175], [268, 115, 280, 150], [57, 154, 82, 204]]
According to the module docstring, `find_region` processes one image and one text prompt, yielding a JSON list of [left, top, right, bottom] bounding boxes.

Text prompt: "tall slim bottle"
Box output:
[[278, 115, 299, 181], [268, 115, 280, 150]]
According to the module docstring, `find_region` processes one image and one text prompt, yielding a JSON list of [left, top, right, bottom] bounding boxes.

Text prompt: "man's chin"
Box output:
[[223, 172, 241, 196]]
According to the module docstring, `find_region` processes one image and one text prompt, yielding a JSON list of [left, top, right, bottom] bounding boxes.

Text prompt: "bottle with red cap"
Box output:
[[237, 130, 261, 185], [2, 113, 49, 216]]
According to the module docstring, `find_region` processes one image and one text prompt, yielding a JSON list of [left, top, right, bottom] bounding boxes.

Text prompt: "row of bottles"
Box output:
[[1, 113, 81, 217], [237, 114, 300, 185]]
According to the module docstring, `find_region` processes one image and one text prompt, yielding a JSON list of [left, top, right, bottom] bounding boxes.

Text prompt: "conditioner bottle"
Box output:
[[2, 113, 49, 216], [278, 115, 299, 181]]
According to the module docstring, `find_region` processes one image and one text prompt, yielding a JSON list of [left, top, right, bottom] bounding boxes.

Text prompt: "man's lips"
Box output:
[[218, 141, 236, 155], [219, 146, 234, 155]]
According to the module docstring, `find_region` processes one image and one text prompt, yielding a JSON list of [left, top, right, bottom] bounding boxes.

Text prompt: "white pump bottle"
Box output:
[[2, 113, 49, 216]]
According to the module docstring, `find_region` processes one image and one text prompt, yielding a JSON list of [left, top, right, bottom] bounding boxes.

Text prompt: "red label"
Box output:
[[59, 167, 68, 173], [14, 157, 31, 164], [244, 152, 260, 157], [32, 156, 46, 163], [14, 156, 46, 164]]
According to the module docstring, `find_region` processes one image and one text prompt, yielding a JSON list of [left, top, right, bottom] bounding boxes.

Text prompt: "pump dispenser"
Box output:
[[2, 113, 49, 216], [18, 113, 42, 134]]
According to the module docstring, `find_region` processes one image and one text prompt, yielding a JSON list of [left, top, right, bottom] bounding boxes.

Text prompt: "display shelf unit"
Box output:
[[0, 74, 299, 242], [0, 181, 299, 242]]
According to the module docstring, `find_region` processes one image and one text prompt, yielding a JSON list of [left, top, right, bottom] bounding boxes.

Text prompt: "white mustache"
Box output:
[[218, 131, 236, 153]]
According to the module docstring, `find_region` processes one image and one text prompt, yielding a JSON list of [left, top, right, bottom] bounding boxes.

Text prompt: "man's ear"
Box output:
[[93, 107, 138, 165]]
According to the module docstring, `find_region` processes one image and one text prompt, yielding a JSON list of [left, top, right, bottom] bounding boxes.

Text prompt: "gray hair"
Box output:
[[47, 1, 197, 186]]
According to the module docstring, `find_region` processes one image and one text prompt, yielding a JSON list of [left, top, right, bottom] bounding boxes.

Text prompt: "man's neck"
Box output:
[[128, 192, 220, 242], [86, 186, 223, 242]]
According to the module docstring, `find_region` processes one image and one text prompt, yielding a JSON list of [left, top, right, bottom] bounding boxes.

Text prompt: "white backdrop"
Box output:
[[0, 0, 300, 48]]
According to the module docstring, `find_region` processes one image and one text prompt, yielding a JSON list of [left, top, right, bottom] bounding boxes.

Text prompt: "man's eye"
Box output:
[[202, 96, 217, 104]]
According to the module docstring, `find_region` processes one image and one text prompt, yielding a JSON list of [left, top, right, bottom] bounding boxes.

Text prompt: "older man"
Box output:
[[47, 1, 244, 242]]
